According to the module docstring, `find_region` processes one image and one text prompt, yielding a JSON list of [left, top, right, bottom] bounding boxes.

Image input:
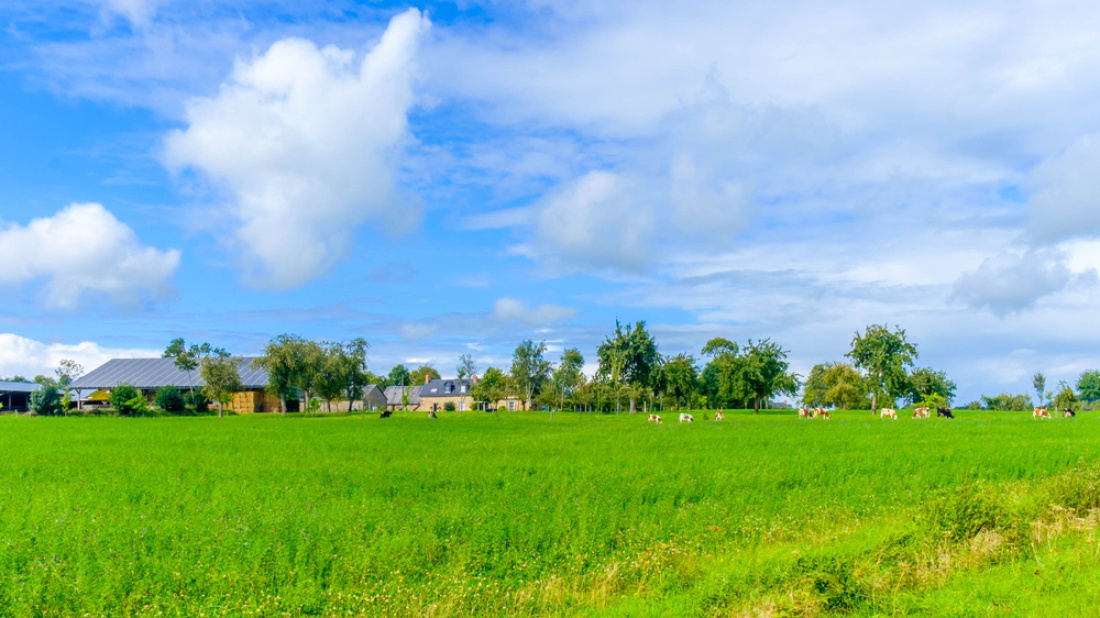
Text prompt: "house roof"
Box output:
[[363, 384, 386, 402], [0, 381, 41, 394], [420, 378, 473, 398], [383, 385, 422, 405], [71, 357, 269, 390]]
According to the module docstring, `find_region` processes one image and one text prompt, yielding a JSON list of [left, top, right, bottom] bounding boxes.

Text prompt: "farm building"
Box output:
[[384, 384, 423, 411], [71, 357, 283, 413], [419, 378, 474, 412], [0, 380, 42, 412]]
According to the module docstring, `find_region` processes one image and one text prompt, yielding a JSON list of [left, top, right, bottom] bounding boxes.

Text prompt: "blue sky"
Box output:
[[3, 0, 1100, 403]]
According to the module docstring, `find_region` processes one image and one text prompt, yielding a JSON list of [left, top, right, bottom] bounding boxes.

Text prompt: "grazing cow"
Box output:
[[428, 409, 438, 419], [880, 408, 897, 419], [1063, 409, 1076, 418], [937, 408, 954, 419], [380, 410, 393, 418], [680, 413, 694, 423], [913, 407, 930, 419], [819, 409, 831, 420], [714, 411, 725, 421], [799, 407, 811, 419], [1033, 407, 1051, 419], [647, 414, 662, 423], [813, 407, 827, 418]]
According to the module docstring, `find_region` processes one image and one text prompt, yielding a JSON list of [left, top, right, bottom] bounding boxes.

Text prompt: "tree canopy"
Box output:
[[846, 324, 918, 412], [512, 340, 551, 410]]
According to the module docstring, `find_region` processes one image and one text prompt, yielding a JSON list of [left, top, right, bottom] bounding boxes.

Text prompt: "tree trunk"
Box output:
[[629, 397, 636, 414], [280, 395, 287, 415], [754, 397, 760, 414], [871, 391, 878, 414]]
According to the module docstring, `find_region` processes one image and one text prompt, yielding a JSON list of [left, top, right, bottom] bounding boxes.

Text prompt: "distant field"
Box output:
[[2, 409, 1100, 616]]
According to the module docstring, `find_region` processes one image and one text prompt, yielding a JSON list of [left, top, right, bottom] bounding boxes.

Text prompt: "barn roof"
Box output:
[[71, 357, 269, 390], [0, 381, 42, 394], [384, 385, 422, 405]]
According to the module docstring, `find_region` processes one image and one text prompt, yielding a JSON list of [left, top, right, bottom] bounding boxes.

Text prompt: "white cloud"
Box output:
[[163, 8, 430, 289], [98, 0, 160, 27], [1027, 133, 1100, 244], [492, 297, 577, 326], [0, 333, 158, 381], [951, 250, 1095, 316], [0, 203, 179, 309]]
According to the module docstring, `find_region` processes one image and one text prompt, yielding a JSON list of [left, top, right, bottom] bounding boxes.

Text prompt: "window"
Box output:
[[459, 401, 466, 411], [508, 401, 516, 411]]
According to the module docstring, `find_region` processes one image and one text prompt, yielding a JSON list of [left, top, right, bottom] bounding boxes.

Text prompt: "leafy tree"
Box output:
[[662, 353, 698, 410], [512, 340, 551, 410], [980, 393, 1033, 411], [1076, 370, 1100, 403], [471, 367, 508, 410], [253, 334, 309, 415], [30, 377, 63, 416], [127, 392, 151, 416], [55, 359, 83, 414], [1054, 381, 1080, 411], [597, 321, 660, 413], [456, 354, 478, 415], [1033, 372, 1047, 407], [906, 367, 957, 406], [552, 348, 585, 414], [201, 349, 242, 418], [110, 384, 141, 416], [846, 324, 918, 413], [732, 339, 800, 414], [409, 365, 441, 386], [387, 364, 411, 387], [163, 338, 205, 402], [803, 362, 868, 409], [155, 385, 185, 413], [342, 338, 371, 413]]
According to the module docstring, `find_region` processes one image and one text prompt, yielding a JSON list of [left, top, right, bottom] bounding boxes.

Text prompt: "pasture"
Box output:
[[1, 409, 1100, 616]]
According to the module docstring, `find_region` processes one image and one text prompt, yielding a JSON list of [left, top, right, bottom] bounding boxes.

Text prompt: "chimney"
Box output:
[[424, 374, 431, 384], [472, 375, 479, 383]]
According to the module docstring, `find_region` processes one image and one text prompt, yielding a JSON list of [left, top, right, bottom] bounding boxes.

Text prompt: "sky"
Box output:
[[2, 0, 1100, 403]]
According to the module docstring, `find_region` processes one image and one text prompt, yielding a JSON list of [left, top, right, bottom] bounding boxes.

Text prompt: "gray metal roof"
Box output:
[[384, 385, 422, 405], [0, 381, 42, 394], [71, 357, 269, 390], [420, 378, 472, 398]]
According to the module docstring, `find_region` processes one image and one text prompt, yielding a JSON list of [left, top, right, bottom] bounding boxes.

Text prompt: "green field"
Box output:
[[2, 410, 1100, 617]]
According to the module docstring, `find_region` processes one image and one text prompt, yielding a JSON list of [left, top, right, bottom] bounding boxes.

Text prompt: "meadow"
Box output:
[[1, 409, 1100, 617]]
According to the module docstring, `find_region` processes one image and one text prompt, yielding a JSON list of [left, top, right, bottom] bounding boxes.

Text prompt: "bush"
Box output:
[[497, 406, 507, 413], [110, 384, 141, 416], [184, 390, 209, 413], [29, 381, 63, 416], [443, 401, 456, 412], [155, 385, 186, 413]]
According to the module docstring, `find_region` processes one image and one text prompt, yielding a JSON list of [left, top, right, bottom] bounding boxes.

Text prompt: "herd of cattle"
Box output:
[[382, 407, 1080, 420], [1032, 407, 1076, 418], [646, 412, 725, 423]]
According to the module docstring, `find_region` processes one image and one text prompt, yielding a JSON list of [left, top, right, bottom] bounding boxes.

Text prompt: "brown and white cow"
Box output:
[[647, 414, 662, 423], [813, 407, 827, 418], [1033, 407, 1051, 419], [880, 408, 897, 419], [714, 411, 725, 421], [913, 407, 930, 419], [680, 413, 694, 423], [819, 409, 831, 419], [799, 407, 811, 419]]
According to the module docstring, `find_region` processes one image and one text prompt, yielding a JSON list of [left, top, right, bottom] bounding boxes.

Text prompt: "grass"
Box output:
[[1, 408, 1100, 616]]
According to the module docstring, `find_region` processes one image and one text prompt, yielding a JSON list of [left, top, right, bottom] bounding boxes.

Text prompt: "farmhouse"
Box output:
[[72, 357, 282, 413], [420, 377, 474, 412], [0, 380, 41, 412]]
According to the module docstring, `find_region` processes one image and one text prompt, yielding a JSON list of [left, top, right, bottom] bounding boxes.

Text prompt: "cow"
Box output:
[[1033, 407, 1051, 419], [380, 410, 393, 418], [819, 409, 831, 419], [813, 407, 827, 418], [647, 414, 662, 423], [1063, 409, 1076, 418], [937, 408, 954, 419], [880, 408, 897, 419], [913, 407, 930, 419], [428, 409, 438, 419], [680, 413, 694, 423], [799, 407, 811, 419], [714, 411, 725, 421]]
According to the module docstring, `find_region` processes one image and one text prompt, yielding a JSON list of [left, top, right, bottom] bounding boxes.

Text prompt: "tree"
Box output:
[[201, 349, 242, 418], [906, 367, 957, 406], [980, 393, 1033, 411], [315, 342, 349, 412], [1033, 372, 1047, 407], [1076, 370, 1100, 403], [733, 339, 800, 414], [387, 364, 411, 387], [803, 362, 869, 410], [55, 359, 83, 414], [343, 338, 371, 414], [662, 353, 698, 410], [409, 365, 441, 386], [163, 338, 203, 403], [471, 366, 508, 410], [110, 384, 141, 416], [846, 324, 918, 413], [1054, 381, 1080, 411], [553, 348, 585, 415], [253, 334, 308, 415], [596, 321, 660, 413], [456, 354, 478, 416], [155, 385, 185, 413], [512, 340, 551, 410], [30, 377, 63, 416]]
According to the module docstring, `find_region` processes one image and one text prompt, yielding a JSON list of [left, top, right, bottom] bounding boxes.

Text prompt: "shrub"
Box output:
[[443, 401, 456, 412], [155, 385, 186, 413], [497, 406, 507, 413], [184, 391, 209, 413], [110, 384, 141, 416], [29, 380, 63, 416]]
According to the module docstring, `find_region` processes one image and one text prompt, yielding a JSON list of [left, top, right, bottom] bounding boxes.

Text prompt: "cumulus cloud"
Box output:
[[516, 171, 656, 271], [0, 333, 158, 380], [1027, 134, 1100, 244], [951, 250, 1095, 316], [0, 203, 179, 309], [492, 298, 577, 326], [163, 8, 429, 289]]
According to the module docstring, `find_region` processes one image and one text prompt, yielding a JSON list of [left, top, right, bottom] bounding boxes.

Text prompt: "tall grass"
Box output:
[[0, 409, 1098, 616]]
